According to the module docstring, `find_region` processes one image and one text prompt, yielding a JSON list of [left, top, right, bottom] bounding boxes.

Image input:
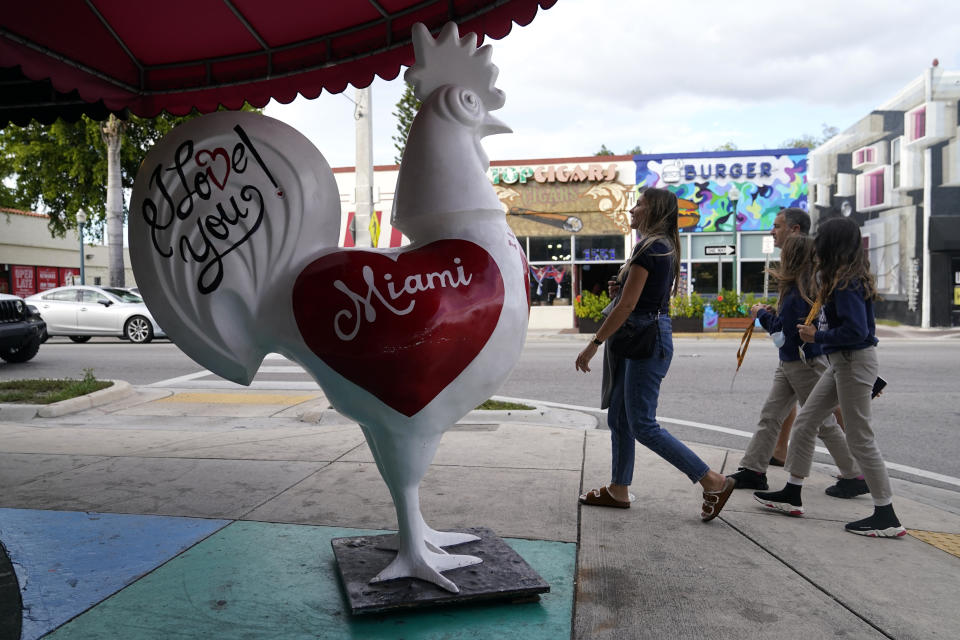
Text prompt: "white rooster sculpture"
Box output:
[[129, 22, 529, 594]]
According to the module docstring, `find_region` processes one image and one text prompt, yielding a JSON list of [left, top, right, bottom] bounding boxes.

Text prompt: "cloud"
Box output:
[[266, 0, 960, 166]]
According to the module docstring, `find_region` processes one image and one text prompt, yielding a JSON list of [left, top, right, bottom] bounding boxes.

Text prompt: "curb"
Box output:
[[0, 380, 134, 420]]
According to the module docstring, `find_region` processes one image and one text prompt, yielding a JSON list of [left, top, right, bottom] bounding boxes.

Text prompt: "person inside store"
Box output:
[[726, 235, 866, 495], [754, 217, 905, 537], [574, 187, 735, 521]]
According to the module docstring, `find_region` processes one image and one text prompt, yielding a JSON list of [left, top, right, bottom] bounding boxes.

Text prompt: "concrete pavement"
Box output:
[[1, 381, 959, 639]]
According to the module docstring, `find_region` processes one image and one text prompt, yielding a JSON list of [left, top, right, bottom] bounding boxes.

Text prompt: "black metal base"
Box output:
[[331, 527, 549, 615]]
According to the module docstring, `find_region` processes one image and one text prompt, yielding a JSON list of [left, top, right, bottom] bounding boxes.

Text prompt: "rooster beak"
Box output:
[[480, 113, 512, 137]]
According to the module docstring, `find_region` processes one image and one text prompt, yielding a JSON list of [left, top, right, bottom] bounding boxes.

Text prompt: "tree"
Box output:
[[594, 144, 615, 156], [780, 123, 839, 149], [0, 106, 258, 285], [713, 141, 739, 151], [392, 83, 421, 163], [594, 144, 642, 156]]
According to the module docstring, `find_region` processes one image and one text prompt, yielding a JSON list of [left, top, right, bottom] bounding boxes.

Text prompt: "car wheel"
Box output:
[[0, 335, 41, 363], [69, 335, 92, 343], [125, 315, 154, 344]]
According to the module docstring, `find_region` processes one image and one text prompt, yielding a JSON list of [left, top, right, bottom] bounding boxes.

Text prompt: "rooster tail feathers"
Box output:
[[130, 112, 341, 384]]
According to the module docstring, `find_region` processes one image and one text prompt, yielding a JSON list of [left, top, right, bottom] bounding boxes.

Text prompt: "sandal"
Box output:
[[579, 486, 630, 509], [701, 477, 735, 522]]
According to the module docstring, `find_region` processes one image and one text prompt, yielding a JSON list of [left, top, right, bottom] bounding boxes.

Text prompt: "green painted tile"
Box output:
[[46, 521, 575, 640]]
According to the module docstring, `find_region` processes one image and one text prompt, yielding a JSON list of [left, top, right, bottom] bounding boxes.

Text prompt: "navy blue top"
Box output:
[[814, 281, 878, 353], [624, 239, 674, 313], [756, 288, 823, 362]]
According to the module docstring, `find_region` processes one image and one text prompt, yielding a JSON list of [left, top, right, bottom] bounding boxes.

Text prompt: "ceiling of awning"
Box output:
[[0, 0, 556, 127]]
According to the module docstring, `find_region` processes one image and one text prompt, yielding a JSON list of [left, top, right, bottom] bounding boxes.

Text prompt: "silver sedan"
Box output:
[[25, 286, 166, 344]]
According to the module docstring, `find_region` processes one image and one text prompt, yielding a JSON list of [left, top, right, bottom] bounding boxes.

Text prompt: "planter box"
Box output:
[[717, 317, 754, 332], [670, 316, 703, 333], [577, 317, 602, 334]]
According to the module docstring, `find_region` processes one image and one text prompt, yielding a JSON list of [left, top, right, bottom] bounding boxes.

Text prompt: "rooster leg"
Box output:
[[361, 427, 481, 594], [360, 425, 480, 549]]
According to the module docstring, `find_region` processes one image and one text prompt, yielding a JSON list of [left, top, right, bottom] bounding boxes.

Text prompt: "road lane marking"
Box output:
[[154, 392, 318, 404], [493, 396, 960, 488]]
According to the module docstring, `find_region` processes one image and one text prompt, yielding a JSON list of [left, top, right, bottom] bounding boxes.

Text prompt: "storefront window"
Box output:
[[740, 262, 769, 295], [690, 262, 733, 295], [529, 263, 572, 306], [527, 237, 572, 262], [576, 235, 624, 262], [690, 233, 734, 260], [741, 233, 778, 260]]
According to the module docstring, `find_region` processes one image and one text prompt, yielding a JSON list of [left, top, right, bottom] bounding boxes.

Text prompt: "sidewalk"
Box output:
[[1, 386, 958, 639]]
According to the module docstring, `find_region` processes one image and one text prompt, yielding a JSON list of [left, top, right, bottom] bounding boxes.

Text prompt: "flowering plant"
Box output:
[[574, 290, 611, 322]]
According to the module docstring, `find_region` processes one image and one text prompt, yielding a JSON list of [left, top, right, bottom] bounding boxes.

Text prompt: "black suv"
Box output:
[[0, 293, 46, 363]]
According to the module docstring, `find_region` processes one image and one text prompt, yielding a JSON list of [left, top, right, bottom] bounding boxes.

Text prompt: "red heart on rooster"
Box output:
[[293, 240, 504, 417], [194, 147, 230, 190]]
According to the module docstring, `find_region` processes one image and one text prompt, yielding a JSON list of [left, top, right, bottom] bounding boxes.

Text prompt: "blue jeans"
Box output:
[[607, 314, 710, 485]]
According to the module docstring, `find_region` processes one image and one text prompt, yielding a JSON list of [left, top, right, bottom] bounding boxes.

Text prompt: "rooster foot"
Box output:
[[370, 546, 482, 593], [376, 526, 480, 552]]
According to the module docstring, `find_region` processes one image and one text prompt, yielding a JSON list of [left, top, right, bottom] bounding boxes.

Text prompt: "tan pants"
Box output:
[[786, 347, 892, 503], [741, 357, 860, 478]]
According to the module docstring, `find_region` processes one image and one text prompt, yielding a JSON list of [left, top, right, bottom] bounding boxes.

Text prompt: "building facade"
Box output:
[[333, 149, 806, 329], [0, 207, 135, 296], [808, 65, 960, 327]]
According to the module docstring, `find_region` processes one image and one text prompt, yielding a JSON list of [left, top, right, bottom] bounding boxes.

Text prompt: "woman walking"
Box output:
[[728, 235, 866, 495], [755, 217, 905, 537], [575, 187, 734, 522]]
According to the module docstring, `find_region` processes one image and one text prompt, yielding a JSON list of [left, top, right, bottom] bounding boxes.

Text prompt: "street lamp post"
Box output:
[[76, 209, 86, 285], [728, 187, 740, 295]]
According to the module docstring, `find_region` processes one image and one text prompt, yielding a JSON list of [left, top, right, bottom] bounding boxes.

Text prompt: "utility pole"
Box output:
[[354, 85, 374, 247]]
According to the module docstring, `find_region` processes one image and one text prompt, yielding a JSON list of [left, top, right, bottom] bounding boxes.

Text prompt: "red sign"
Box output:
[[59, 267, 80, 286], [293, 240, 504, 417], [37, 267, 59, 291], [12, 265, 36, 297]]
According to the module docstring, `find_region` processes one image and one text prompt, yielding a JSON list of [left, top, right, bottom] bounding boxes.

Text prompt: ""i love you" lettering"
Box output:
[[140, 125, 279, 294]]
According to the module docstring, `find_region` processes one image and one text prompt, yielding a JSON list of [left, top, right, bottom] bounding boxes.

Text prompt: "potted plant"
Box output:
[[574, 290, 611, 333], [669, 292, 705, 333], [714, 290, 778, 331]]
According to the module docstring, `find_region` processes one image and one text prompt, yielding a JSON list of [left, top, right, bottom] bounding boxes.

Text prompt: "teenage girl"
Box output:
[[727, 235, 864, 495], [755, 217, 905, 537]]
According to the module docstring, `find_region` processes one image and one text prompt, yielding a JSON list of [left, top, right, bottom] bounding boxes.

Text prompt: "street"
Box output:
[[2, 334, 958, 494]]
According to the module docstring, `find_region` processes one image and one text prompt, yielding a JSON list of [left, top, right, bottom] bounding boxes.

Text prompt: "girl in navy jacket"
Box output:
[[755, 217, 905, 537], [728, 235, 861, 493]]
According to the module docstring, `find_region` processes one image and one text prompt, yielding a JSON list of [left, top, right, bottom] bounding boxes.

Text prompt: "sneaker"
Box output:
[[845, 505, 906, 538], [825, 477, 870, 499], [754, 487, 804, 516], [728, 467, 768, 490]]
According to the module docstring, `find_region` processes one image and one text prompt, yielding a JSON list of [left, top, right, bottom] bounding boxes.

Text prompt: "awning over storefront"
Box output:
[[0, 0, 556, 126]]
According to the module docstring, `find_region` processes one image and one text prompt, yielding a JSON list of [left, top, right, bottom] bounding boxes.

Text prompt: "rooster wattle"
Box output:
[[129, 22, 529, 593]]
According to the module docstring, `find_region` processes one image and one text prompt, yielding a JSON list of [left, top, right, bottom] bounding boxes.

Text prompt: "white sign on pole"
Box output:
[[761, 235, 775, 255]]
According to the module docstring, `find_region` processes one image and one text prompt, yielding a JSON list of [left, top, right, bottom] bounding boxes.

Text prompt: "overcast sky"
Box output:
[[264, 0, 960, 168]]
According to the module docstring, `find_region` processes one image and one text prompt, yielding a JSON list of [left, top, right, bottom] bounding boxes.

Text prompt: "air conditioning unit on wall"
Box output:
[[815, 183, 831, 207], [836, 173, 856, 197], [904, 101, 955, 149], [851, 142, 888, 170], [897, 139, 924, 191]]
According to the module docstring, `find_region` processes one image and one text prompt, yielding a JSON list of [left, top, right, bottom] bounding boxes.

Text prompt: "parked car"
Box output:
[[0, 293, 46, 362], [25, 286, 165, 344]]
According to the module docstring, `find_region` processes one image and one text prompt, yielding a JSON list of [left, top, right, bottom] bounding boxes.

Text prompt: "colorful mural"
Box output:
[[634, 149, 807, 232]]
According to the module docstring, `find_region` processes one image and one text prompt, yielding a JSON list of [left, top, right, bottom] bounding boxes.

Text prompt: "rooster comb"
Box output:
[[405, 22, 505, 111]]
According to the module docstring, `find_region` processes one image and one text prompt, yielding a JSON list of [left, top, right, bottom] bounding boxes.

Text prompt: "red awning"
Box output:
[[0, 0, 556, 126]]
